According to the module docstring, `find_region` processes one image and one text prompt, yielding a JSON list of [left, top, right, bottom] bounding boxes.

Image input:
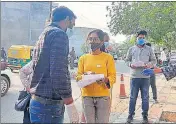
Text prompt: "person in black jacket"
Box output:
[[29, 6, 79, 123]]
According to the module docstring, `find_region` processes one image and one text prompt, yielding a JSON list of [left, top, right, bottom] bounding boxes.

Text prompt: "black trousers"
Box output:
[[23, 107, 31, 124], [150, 74, 157, 100]]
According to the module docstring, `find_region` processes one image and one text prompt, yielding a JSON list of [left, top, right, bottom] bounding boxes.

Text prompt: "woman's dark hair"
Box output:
[[100, 44, 106, 52], [100, 32, 109, 52], [87, 29, 105, 42], [137, 30, 147, 36], [103, 32, 110, 41], [51, 6, 76, 22], [104, 32, 109, 37]]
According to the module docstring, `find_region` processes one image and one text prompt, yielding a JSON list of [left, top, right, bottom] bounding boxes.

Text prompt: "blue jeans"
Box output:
[[29, 99, 65, 124], [128, 78, 150, 117]]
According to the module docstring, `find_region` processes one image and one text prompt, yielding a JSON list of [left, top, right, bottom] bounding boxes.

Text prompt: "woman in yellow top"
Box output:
[[76, 29, 116, 123]]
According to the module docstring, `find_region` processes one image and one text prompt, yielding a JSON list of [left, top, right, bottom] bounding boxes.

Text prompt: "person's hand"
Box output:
[[96, 77, 110, 89], [103, 77, 109, 84], [144, 63, 153, 69], [63, 97, 74, 105], [26, 87, 30, 92], [96, 77, 108, 84], [130, 64, 137, 69], [96, 79, 104, 84], [66, 103, 79, 123], [76, 75, 82, 82]]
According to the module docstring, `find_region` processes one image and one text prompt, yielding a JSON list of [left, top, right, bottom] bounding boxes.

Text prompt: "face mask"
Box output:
[[90, 43, 103, 52], [66, 28, 74, 38], [104, 42, 109, 48], [137, 39, 145, 46]]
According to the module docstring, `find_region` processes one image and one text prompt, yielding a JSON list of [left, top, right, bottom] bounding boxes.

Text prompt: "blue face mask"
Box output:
[[66, 28, 74, 38], [104, 42, 109, 48], [137, 39, 145, 45]]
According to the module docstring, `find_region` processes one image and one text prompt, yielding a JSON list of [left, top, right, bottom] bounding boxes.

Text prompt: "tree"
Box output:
[[107, 2, 176, 49], [163, 31, 176, 51], [117, 38, 135, 57]]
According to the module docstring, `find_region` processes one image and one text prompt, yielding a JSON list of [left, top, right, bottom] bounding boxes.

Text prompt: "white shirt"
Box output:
[[160, 51, 167, 61], [19, 61, 33, 89]]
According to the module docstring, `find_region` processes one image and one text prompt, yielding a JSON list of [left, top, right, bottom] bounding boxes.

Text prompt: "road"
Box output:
[[1, 60, 129, 123], [1, 72, 82, 123], [115, 60, 130, 74]]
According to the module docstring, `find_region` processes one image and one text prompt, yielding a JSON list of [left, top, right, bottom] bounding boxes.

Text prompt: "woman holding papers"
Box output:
[[76, 29, 116, 123]]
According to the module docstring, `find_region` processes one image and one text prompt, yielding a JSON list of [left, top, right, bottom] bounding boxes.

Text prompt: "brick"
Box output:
[[160, 111, 176, 122]]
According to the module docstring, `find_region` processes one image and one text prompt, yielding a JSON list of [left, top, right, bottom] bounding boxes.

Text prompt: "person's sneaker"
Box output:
[[126, 115, 133, 124], [154, 99, 159, 104], [142, 116, 148, 124]]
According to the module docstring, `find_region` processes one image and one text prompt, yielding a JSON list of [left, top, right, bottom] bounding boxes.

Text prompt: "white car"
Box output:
[[1, 67, 12, 97]]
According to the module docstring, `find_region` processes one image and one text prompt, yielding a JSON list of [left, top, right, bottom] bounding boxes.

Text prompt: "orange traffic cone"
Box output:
[[119, 74, 127, 99]]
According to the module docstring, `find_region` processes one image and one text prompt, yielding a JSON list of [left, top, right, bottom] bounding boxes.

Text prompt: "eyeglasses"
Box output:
[[87, 37, 100, 43]]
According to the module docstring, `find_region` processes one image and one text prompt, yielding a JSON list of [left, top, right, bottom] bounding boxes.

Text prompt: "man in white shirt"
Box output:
[[160, 48, 168, 66]]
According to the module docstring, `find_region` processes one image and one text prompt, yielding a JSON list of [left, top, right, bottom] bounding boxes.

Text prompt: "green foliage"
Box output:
[[110, 38, 134, 57], [107, 2, 176, 49], [163, 31, 176, 50], [129, 35, 136, 44]]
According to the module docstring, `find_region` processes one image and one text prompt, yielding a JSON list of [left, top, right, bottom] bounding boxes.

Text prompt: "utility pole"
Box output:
[[46, 2, 59, 26], [45, 2, 52, 27], [49, 2, 52, 20], [29, 3, 31, 44]]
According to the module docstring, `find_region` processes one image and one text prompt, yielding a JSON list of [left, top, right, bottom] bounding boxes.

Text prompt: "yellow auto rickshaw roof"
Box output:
[[9, 45, 33, 50], [8, 45, 34, 59]]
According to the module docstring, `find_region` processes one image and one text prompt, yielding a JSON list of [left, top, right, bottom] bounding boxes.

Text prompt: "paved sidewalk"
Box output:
[[110, 74, 176, 123]]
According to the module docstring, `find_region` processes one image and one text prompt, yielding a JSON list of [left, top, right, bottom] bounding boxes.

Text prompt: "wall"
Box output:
[[1, 2, 95, 56], [1, 2, 50, 50], [69, 27, 95, 56]]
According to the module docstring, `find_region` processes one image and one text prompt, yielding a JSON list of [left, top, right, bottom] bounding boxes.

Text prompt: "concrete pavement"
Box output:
[[110, 74, 176, 123]]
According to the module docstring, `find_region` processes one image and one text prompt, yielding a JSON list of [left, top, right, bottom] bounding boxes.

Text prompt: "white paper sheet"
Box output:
[[132, 61, 145, 67], [77, 74, 104, 88]]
